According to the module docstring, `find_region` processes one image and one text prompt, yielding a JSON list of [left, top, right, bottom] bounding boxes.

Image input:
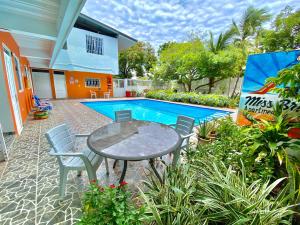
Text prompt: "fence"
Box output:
[[113, 77, 243, 97]]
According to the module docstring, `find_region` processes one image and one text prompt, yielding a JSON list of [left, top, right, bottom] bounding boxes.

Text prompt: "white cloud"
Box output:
[[82, 0, 299, 49]]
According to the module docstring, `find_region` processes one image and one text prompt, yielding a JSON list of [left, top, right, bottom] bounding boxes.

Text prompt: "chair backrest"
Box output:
[[175, 115, 195, 136], [45, 124, 75, 154], [33, 95, 41, 106], [115, 110, 132, 122]]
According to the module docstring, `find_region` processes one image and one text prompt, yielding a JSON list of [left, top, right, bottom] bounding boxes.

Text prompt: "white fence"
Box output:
[[113, 79, 152, 97], [113, 77, 243, 97]]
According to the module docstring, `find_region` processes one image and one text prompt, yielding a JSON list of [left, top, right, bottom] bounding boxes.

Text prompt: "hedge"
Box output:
[[145, 90, 239, 108]]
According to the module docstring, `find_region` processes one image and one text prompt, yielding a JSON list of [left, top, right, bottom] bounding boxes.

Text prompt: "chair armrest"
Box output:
[[75, 134, 90, 137], [49, 148, 95, 172], [49, 149, 84, 157], [181, 133, 194, 140]]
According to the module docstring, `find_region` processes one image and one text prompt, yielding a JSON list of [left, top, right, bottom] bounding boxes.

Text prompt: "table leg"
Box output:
[[149, 159, 163, 184], [119, 160, 127, 183]]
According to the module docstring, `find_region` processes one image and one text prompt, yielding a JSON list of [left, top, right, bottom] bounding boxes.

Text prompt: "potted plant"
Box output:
[[126, 90, 131, 97], [131, 90, 137, 97], [33, 110, 49, 120], [197, 120, 216, 144]]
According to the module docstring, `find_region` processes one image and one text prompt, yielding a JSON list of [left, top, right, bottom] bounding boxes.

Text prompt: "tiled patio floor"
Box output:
[[0, 99, 170, 225]]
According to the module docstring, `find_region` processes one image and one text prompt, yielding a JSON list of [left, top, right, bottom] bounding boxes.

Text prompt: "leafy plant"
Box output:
[[140, 161, 296, 225], [196, 119, 216, 141], [77, 181, 145, 225], [193, 161, 296, 225], [267, 64, 300, 101], [140, 165, 206, 225], [145, 90, 239, 108]]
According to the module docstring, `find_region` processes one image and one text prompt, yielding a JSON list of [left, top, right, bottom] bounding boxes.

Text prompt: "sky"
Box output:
[[82, 0, 299, 49]]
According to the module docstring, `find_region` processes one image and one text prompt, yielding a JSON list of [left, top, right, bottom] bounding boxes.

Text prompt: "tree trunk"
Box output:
[[208, 77, 215, 93], [187, 82, 192, 92], [231, 76, 240, 98], [195, 78, 223, 91]]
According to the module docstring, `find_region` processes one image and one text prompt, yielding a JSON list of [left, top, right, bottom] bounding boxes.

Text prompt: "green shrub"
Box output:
[[77, 181, 145, 225], [189, 117, 276, 182], [145, 90, 239, 108], [141, 163, 296, 225]]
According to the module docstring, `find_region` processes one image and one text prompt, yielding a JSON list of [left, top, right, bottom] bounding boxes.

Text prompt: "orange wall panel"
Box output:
[[64, 71, 113, 98], [0, 31, 33, 131]]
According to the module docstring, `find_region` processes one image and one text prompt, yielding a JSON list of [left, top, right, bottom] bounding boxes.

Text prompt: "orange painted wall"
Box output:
[[64, 71, 113, 98], [0, 31, 33, 131]]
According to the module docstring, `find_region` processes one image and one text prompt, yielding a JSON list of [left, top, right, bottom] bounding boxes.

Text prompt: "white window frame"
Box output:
[[12, 54, 24, 92], [85, 78, 101, 88]]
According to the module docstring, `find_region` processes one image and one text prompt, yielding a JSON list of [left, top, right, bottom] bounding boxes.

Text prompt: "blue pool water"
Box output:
[[82, 99, 231, 126]]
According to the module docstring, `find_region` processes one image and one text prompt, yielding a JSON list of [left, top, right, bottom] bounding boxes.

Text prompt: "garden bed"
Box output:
[[145, 90, 239, 108]]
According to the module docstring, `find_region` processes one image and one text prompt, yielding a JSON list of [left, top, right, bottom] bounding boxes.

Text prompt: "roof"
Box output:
[[75, 13, 138, 42]]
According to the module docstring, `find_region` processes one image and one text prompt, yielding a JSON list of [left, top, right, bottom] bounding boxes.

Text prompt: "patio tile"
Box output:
[[0, 99, 176, 224]]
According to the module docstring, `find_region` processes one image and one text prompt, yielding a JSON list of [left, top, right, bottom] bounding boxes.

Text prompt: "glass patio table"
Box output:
[[87, 120, 181, 183]]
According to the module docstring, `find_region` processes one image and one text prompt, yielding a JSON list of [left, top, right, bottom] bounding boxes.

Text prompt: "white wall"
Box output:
[[0, 56, 15, 133], [53, 28, 119, 74]]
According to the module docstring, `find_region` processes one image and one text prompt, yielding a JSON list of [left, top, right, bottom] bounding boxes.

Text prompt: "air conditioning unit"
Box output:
[[0, 124, 8, 161]]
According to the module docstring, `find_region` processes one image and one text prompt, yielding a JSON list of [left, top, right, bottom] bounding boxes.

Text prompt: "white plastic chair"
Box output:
[[104, 91, 110, 99], [112, 110, 133, 169], [169, 115, 195, 165], [45, 124, 109, 198], [90, 90, 97, 99]]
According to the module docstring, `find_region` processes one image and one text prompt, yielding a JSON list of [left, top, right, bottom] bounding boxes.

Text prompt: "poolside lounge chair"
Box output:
[[33, 95, 52, 111], [113, 110, 132, 169], [169, 115, 195, 165], [45, 124, 109, 199]]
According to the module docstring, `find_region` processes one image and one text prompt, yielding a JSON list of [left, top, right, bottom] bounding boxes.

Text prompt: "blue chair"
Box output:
[[33, 95, 53, 111]]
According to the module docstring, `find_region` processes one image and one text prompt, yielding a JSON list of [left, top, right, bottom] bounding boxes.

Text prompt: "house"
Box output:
[[0, 0, 137, 134]]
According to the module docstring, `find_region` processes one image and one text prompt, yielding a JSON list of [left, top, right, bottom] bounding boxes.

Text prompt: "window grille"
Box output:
[[86, 35, 103, 55]]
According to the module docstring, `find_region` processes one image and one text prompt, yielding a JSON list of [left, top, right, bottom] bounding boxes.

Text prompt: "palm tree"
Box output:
[[208, 27, 237, 53], [231, 6, 271, 50], [229, 6, 271, 97]]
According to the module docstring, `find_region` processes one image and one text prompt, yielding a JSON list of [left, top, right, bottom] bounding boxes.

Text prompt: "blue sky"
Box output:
[[82, 0, 298, 48]]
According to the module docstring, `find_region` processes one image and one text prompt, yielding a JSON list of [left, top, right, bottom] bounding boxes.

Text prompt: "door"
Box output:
[[113, 79, 126, 97], [53, 72, 67, 98], [32, 71, 52, 98], [3, 46, 23, 134]]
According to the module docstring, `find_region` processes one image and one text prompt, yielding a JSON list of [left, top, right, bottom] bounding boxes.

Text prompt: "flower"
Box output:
[[119, 181, 128, 187], [90, 179, 97, 183], [109, 184, 116, 189], [98, 186, 104, 192]]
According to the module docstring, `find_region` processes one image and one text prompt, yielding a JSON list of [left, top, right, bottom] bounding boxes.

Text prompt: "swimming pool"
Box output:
[[82, 99, 232, 125]]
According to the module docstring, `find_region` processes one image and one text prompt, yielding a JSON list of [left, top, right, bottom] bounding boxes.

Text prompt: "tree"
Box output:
[[156, 39, 206, 92], [119, 42, 156, 78], [208, 27, 236, 53], [195, 46, 245, 93], [157, 41, 175, 56], [261, 6, 300, 51], [231, 6, 271, 52]]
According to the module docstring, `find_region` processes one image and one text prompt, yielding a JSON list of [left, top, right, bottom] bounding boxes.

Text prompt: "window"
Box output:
[[114, 79, 125, 88], [85, 78, 100, 88], [24, 66, 33, 89], [86, 35, 103, 55], [13, 55, 23, 91]]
